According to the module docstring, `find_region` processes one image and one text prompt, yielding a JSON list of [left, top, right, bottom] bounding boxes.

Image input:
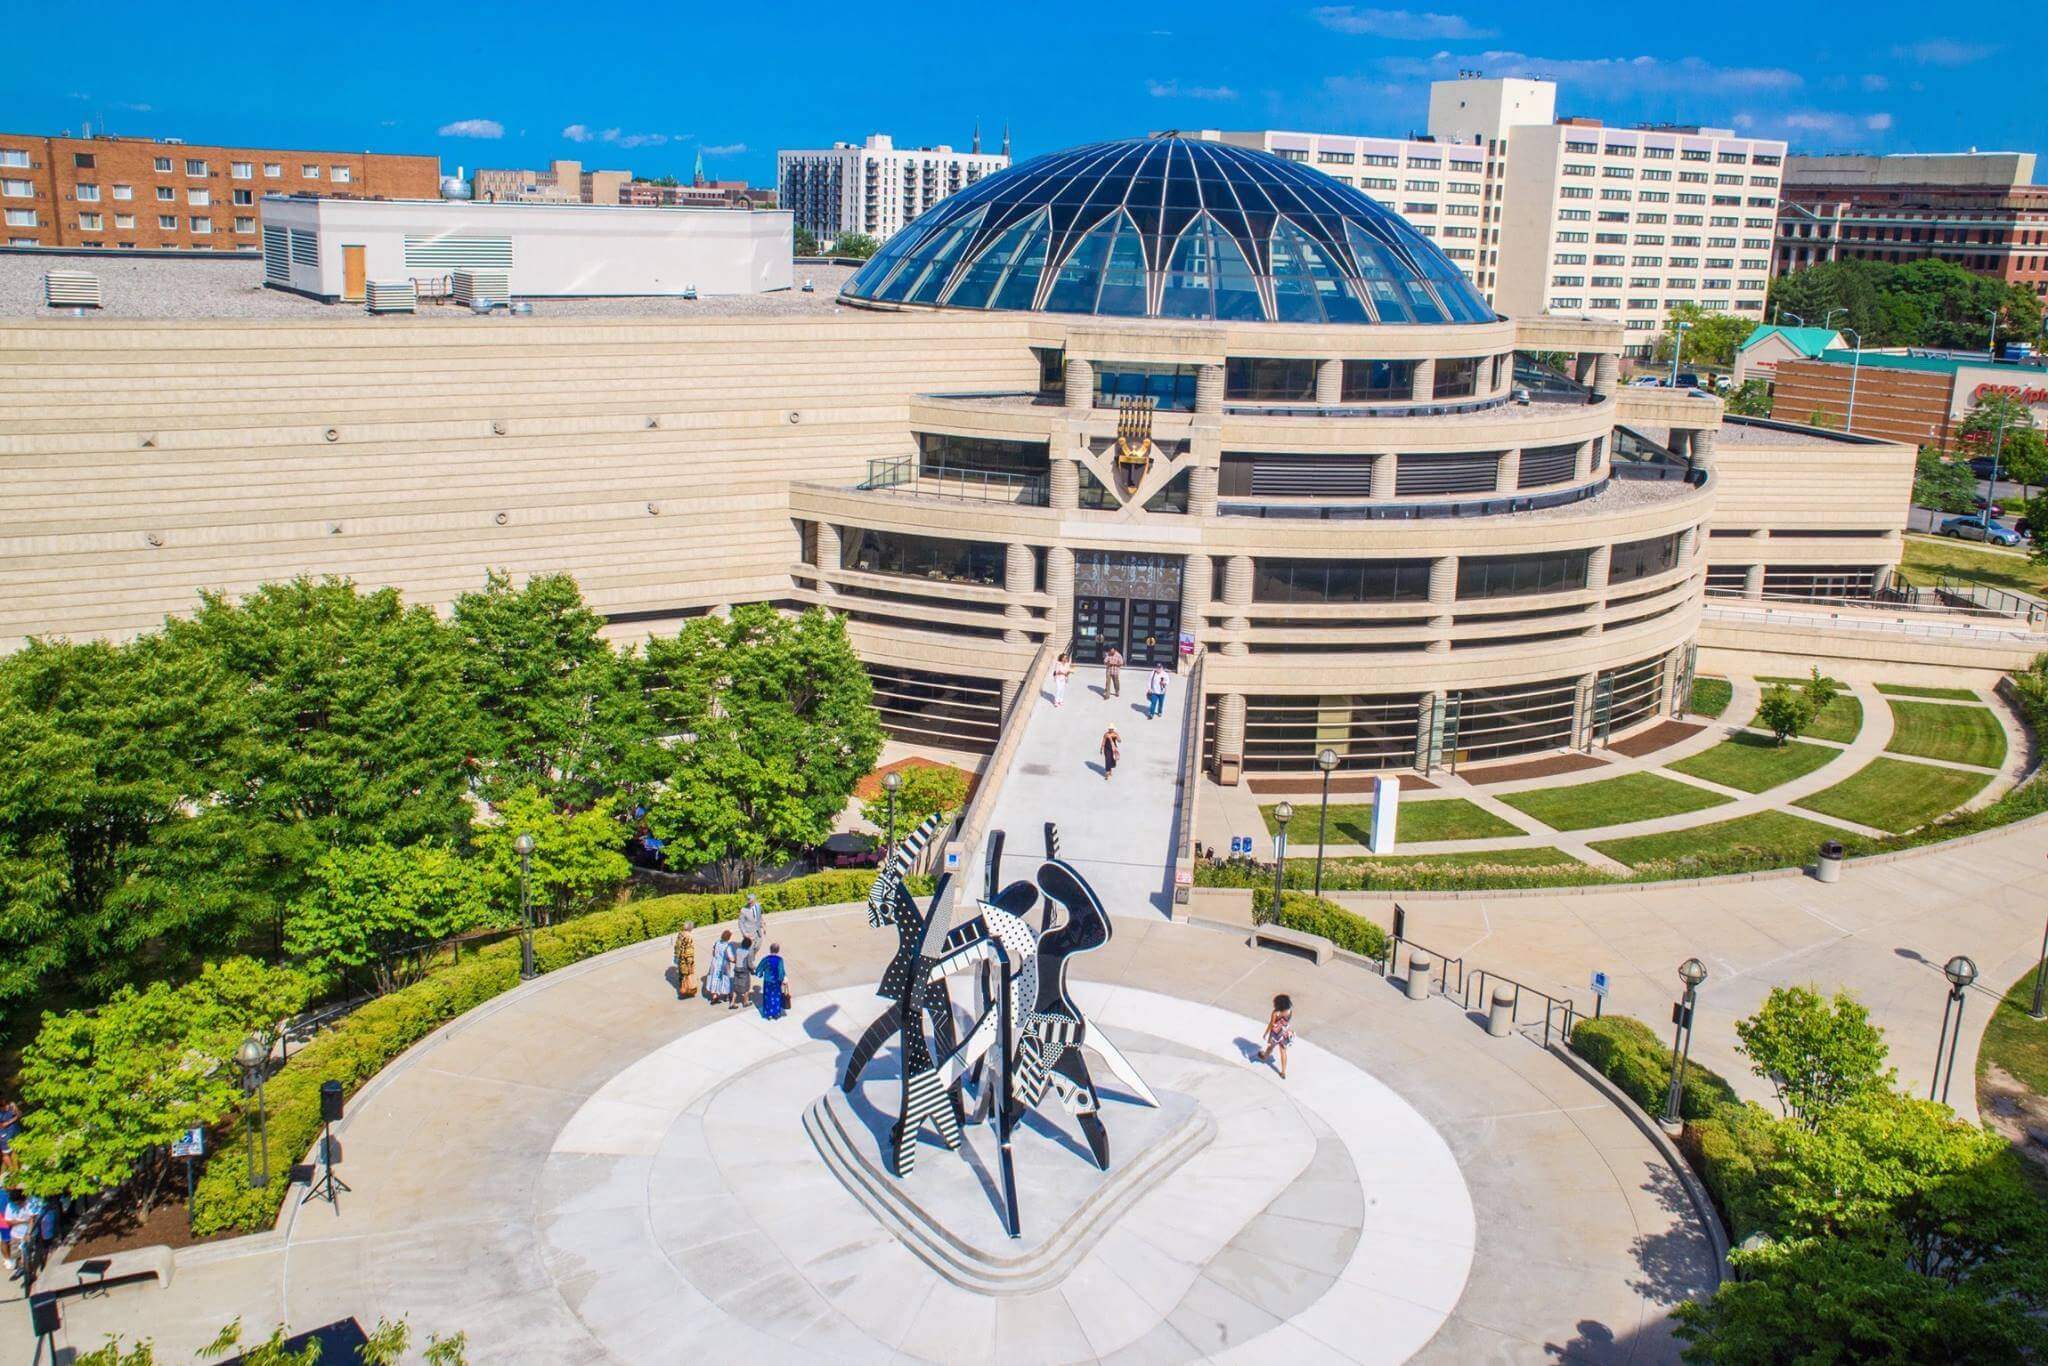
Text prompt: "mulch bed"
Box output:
[[1603, 720, 1706, 758], [1246, 773, 1439, 796], [1457, 752, 1610, 785], [65, 1170, 227, 1259]]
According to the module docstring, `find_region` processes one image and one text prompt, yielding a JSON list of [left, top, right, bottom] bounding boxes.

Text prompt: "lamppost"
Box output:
[[1822, 306, 1847, 332], [882, 769, 902, 851], [1313, 747, 1339, 898], [514, 831, 537, 981], [1978, 403, 2012, 534], [1840, 327, 1864, 435], [1271, 800, 1294, 918], [1662, 957, 1708, 1126], [1988, 308, 2001, 357], [235, 1033, 270, 1189], [2029, 914, 2047, 1021], [1777, 309, 1805, 327], [1931, 954, 1979, 1104], [1667, 320, 1694, 389]]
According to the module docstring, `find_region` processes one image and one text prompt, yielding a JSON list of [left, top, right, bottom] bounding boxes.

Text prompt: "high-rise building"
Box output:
[[1199, 77, 1785, 353], [1776, 153, 2048, 300], [472, 160, 631, 206], [777, 132, 1009, 244], [0, 130, 438, 251]]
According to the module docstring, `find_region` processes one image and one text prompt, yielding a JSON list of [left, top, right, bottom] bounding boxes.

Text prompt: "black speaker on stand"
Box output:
[[301, 1080, 351, 1211]]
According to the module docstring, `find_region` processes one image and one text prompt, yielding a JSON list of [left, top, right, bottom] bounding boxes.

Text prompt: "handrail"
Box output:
[[1384, 935, 1465, 996], [861, 457, 1050, 506], [1170, 648, 1208, 909], [1462, 967, 1583, 1048], [939, 641, 1057, 923]]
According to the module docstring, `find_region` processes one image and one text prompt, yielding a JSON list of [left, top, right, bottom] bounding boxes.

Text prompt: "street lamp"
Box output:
[[882, 769, 902, 852], [1977, 402, 2013, 534], [1840, 327, 1864, 435], [1313, 747, 1340, 898], [1988, 308, 2001, 357], [1778, 309, 1805, 327], [514, 831, 537, 981], [2031, 907, 2048, 1021], [1662, 957, 1708, 1126], [1931, 954, 1979, 1104], [1667, 320, 1694, 389], [1271, 800, 1294, 919], [235, 1033, 270, 1189], [1822, 306, 1847, 331]]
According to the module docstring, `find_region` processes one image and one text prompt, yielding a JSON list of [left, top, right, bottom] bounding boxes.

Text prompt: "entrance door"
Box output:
[[342, 245, 366, 302], [1125, 599, 1181, 667], [1072, 596, 1126, 666]]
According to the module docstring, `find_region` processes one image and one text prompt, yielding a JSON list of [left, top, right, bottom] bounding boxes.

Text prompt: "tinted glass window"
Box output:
[[842, 528, 1004, 585], [1252, 558, 1431, 603], [1456, 551, 1590, 599], [1608, 534, 1683, 585], [1226, 357, 1317, 402], [1340, 359, 1415, 401], [1433, 356, 1481, 399], [1096, 362, 1200, 412]]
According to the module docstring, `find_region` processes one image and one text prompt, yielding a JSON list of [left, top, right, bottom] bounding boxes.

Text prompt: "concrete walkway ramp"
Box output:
[[975, 669, 1189, 918]]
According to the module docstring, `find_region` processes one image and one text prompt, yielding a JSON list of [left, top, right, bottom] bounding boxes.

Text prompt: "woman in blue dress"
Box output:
[[704, 929, 736, 1005], [756, 943, 787, 1020]]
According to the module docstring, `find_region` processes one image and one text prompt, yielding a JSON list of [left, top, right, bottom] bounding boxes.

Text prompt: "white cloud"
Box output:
[[438, 118, 504, 139], [1313, 7, 1494, 39], [1864, 112, 1894, 131], [1380, 49, 1800, 95], [562, 123, 594, 142], [700, 143, 748, 156], [1891, 39, 1994, 66], [1740, 109, 1893, 145], [612, 133, 668, 149], [1861, 73, 1889, 92], [1146, 79, 1240, 100]]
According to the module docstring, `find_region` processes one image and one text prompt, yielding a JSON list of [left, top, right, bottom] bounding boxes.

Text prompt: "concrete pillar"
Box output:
[[1181, 552, 1210, 642], [1050, 455, 1079, 510], [1196, 362, 1225, 415], [1047, 545, 1075, 646], [1574, 439, 1596, 481], [1427, 555, 1456, 654], [1190, 463, 1219, 517], [1222, 555, 1253, 657], [812, 520, 840, 570], [1215, 692, 1247, 785], [1410, 358, 1436, 402], [1586, 543, 1611, 634], [1064, 357, 1094, 410], [1669, 429, 1693, 460], [1689, 426, 1716, 474], [1497, 447, 1522, 494], [1743, 564, 1764, 600], [1370, 452, 1396, 500], [1315, 358, 1343, 405], [1573, 671, 1598, 750], [1004, 541, 1035, 644], [1593, 352, 1619, 399], [1415, 691, 1447, 773], [1575, 352, 1599, 386], [999, 676, 1020, 720]]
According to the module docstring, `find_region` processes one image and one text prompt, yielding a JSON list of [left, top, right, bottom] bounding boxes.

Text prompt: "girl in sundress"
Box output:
[[1256, 993, 1295, 1079], [705, 929, 736, 1005]]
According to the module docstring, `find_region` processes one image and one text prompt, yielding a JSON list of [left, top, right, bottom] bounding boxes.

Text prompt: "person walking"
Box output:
[[705, 929, 736, 1006], [1052, 652, 1073, 707], [1255, 993, 1295, 1079], [1102, 646, 1124, 700], [757, 943, 788, 1020], [738, 893, 765, 950], [672, 920, 699, 1000], [729, 936, 756, 1012], [1146, 663, 1171, 720], [1100, 726, 1121, 780]]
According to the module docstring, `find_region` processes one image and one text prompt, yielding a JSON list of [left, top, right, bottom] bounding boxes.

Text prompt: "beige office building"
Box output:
[[778, 132, 1009, 244], [1202, 78, 1785, 355], [0, 136, 1906, 778]]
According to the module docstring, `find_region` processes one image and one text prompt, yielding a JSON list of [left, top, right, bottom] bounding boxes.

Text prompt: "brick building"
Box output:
[[472, 160, 631, 206], [1770, 349, 2048, 451], [0, 133, 439, 251]]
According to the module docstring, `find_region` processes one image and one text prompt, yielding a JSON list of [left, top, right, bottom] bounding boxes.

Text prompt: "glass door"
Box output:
[[1072, 596, 1124, 665], [1126, 600, 1181, 668]]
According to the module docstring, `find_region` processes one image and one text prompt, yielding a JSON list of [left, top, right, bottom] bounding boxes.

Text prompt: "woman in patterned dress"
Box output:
[[672, 920, 699, 1000], [705, 929, 736, 1005], [1255, 993, 1295, 1079]]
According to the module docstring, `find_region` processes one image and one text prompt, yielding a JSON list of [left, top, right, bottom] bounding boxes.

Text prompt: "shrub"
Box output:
[[1249, 889, 1389, 959], [1569, 1014, 1737, 1121]]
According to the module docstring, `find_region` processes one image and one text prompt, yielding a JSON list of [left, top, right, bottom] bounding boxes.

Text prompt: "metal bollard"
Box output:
[[1815, 839, 1843, 885], [1487, 985, 1515, 1037], [1404, 954, 1433, 1001]]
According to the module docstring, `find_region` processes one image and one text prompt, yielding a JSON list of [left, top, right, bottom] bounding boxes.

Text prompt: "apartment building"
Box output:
[[1200, 78, 1785, 354], [472, 160, 631, 206], [1777, 152, 2048, 300], [777, 131, 1009, 243], [0, 132, 438, 250]]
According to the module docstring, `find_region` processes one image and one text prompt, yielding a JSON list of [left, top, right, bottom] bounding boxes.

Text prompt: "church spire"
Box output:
[[1001, 124, 1011, 159], [692, 149, 706, 187], [972, 119, 981, 155]]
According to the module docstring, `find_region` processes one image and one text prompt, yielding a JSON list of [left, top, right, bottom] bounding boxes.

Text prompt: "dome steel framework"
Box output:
[[842, 135, 1493, 326]]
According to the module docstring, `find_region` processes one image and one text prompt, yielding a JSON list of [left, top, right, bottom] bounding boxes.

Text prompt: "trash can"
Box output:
[[1404, 954, 1433, 1001], [1487, 985, 1516, 1037], [1815, 839, 1844, 884]]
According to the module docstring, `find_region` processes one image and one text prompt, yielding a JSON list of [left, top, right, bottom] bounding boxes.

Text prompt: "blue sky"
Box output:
[[11, 2, 2033, 185]]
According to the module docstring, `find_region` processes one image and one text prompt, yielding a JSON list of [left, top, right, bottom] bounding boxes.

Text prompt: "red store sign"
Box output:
[[1973, 381, 2048, 406]]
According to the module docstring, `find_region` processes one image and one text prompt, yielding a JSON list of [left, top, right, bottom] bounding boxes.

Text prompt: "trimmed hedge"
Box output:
[[1569, 1014, 1738, 1122], [1250, 889, 1390, 960], [189, 869, 926, 1236]]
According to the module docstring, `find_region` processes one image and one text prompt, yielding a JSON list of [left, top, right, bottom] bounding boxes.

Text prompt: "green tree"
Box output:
[[1735, 986, 1894, 1128], [11, 957, 307, 1197], [1956, 392, 2048, 498], [860, 764, 970, 870], [793, 225, 819, 256], [1766, 258, 2041, 350], [1755, 668, 1838, 744], [831, 231, 880, 260], [1722, 379, 1771, 417], [451, 570, 649, 809], [286, 842, 491, 992], [1650, 302, 1757, 370], [642, 606, 883, 889], [472, 785, 631, 926], [1913, 446, 1981, 514]]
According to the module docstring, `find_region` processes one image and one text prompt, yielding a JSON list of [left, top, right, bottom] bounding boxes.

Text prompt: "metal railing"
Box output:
[[1706, 584, 2036, 623], [1384, 935, 1465, 996], [1702, 600, 2048, 643], [1223, 394, 1511, 419], [1462, 967, 1584, 1048], [861, 457, 1050, 506]]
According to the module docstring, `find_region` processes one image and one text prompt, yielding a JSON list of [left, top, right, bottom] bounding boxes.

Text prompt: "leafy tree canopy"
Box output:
[[286, 841, 492, 993], [1722, 379, 1772, 417], [1766, 258, 2043, 351], [830, 231, 880, 260], [860, 764, 970, 871], [793, 225, 820, 256], [1735, 985, 1894, 1127], [471, 784, 631, 926], [1913, 447, 1980, 515], [1755, 669, 1839, 744], [1650, 302, 1756, 370]]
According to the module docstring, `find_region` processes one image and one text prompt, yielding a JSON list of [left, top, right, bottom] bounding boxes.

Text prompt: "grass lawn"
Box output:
[[1592, 809, 1862, 869], [1666, 733, 1840, 793], [1687, 676, 1733, 718], [1260, 798, 1523, 845], [1751, 679, 1862, 745], [1875, 683, 1980, 701], [1792, 757, 1993, 833], [1900, 534, 2048, 598], [1980, 967, 2048, 1097], [1352, 847, 1584, 869], [1885, 700, 2008, 768], [1496, 771, 1731, 832]]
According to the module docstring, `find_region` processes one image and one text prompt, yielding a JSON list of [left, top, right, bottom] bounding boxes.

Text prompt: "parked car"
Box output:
[[1628, 375, 1665, 387], [1675, 371, 1700, 390], [1966, 455, 2003, 480], [1938, 515, 2024, 547]]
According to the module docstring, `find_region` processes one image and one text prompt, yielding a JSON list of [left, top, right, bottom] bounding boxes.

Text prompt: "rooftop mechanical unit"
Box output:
[[43, 271, 102, 309], [452, 268, 511, 308], [364, 280, 419, 315]]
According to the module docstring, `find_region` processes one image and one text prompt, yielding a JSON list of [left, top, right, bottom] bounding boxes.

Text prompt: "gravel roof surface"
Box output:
[[0, 253, 859, 321]]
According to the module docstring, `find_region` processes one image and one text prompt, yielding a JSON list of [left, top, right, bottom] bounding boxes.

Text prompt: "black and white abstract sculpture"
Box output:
[[842, 816, 1157, 1238]]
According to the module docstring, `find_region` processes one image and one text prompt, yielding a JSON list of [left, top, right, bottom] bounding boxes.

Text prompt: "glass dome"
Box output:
[[842, 136, 1493, 325]]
